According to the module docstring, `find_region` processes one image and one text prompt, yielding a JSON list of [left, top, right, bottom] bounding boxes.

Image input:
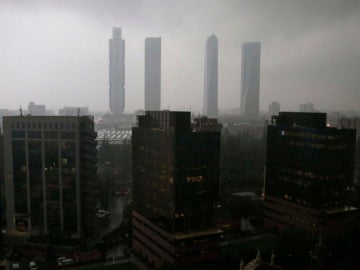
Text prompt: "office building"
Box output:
[[109, 27, 125, 114], [28, 102, 46, 116], [3, 116, 97, 241], [299, 103, 316, 113], [58, 106, 89, 116], [145, 37, 161, 111], [240, 42, 261, 119], [192, 116, 222, 132], [339, 116, 360, 139], [268, 101, 280, 119], [132, 111, 221, 268], [264, 112, 357, 238], [204, 34, 218, 118]]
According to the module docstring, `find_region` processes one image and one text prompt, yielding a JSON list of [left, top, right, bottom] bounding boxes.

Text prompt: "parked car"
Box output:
[[29, 261, 38, 270], [57, 257, 74, 266]]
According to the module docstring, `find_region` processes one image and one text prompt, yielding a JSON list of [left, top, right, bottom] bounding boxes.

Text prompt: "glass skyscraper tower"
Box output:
[[204, 34, 218, 118], [240, 42, 261, 118], [109, 27, 125, 114], [144, 37, 161, 111]]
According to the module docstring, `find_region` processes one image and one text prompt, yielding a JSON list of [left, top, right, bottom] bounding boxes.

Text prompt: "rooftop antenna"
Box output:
[[19, 105, 23, 116]]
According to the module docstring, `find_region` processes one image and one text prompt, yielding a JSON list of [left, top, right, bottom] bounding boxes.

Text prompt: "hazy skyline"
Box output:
[[1, 0, 360, 113]]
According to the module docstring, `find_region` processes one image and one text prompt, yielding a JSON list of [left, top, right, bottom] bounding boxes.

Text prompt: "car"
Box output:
[[29, 261, 38, 270], [57, 257, 74, 266], [11, 263, 20, 270]]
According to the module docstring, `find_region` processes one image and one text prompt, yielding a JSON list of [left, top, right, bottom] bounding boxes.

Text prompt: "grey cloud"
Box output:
[[0, 0, 359, 112]]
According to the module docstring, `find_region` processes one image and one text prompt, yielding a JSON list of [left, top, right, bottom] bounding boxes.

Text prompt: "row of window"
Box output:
[[12, 130, 75, 139], [11, 121, 76, 130]]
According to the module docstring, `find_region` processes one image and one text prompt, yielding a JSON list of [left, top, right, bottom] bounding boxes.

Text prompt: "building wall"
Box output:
[[3, 116, 97, 240], [268, 102, 280, 119], [132, 211, 220, 268], [240, 42, 261, 118], [264, 112, 356, 235], [109, 27, 125, 114], [204, 34, 218, 118], [145, 37, 161, 111], [132, 111, 221, 267], [58, 106, 89, 116]]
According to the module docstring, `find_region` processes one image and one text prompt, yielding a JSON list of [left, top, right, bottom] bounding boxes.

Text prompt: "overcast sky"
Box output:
[[1, 0, 359, 113]]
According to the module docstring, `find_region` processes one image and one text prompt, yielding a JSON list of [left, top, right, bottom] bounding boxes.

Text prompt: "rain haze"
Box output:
[[1, 0, 360, 113]]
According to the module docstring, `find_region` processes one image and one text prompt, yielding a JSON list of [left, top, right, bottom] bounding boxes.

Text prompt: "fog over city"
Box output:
[[1, 0, 359, 113]]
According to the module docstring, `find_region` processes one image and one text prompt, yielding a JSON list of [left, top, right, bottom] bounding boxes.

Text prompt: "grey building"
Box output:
[[145, 37, 161, 111], [268, 101, 280, 118], [240, 42, 261, 118], [3, 116, 97, 241], [204, 34, 218, 118], [109, 27, 125, 114], [299, 103, 316, 113], [58, 106, 89, 116], [28, 102, 46, 116]]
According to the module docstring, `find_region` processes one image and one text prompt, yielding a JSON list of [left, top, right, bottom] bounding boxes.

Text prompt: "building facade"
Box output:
[[204, 34, 218, 118], [264, 112, 357, 237], [339, 116, 360, 139], [28, 102, 46, 116], [109, 27, 125, 114], [299, 103, 316, 113], [240, 42, 261, 119], [132, 111, 221, 268], [145, 37, 161, 111], [58, 106, 89, 116], [3, 116, 97, 240], [268, 101, 280, 119]]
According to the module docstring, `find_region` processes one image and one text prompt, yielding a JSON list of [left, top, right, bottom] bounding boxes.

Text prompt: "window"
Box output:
[[44, 131, 58, 139], [61, 132, 75, 140], [62, 158, 68, 166], [12, 130, 25, 138], [28, 130, 41, 139]]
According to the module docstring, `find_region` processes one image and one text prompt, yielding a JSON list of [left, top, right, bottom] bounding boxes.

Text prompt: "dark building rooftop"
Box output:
[[137, 111, 190, 131], [272, 112, 327, 129]]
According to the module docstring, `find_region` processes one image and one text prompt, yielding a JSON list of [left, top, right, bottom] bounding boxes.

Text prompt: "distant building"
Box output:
[[58, 106, 89, 116], [3, 116, 97, 242], [96, 113, 135, 130], [267, 102, 280, 119], [240, 42, 261, 119], [0, 109, 18, 128], [204, 34, 218, 118], [192, 116, 222, 132], [132, 111, 221, 268], [96, 129, 131, 144], [28, 102, 46, 116], [299, 103, 316, 112], [264, 112, 357, 238], [145, 37, 161, 111], [339, 116, 360, 139], [109, 27, 125, 114]]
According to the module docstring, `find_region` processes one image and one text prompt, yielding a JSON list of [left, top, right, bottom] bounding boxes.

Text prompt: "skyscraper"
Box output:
[[109, 27, 125, 114], [145, 37, 161, 111], [132, 111, 221, 268], [240, 42, 261, 118], [204, 34, 218, 118], [264, 112, 357, 238], [3, 116, 97, 242]]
